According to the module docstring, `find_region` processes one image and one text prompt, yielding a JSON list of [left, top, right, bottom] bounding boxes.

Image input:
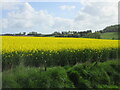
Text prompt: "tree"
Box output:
[[27, 32, 38, 35], [53, 32, 61, 35], [23, 32, 26, 35]]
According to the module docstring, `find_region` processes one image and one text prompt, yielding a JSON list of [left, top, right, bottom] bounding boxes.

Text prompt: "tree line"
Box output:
[[1, 30, 101, 39], [1, 24, 119, 39]]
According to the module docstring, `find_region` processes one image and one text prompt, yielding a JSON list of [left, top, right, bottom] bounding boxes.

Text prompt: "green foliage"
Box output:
[[97, 85, 119, 88], [67, 60, 120, 88], [47, 67, 75, 88], [3, 60, 119, 88], [2, 66, 74, 88], [67, 70, 80, 86], [2, 73, 21, 88], [2, 48, 118, 70]]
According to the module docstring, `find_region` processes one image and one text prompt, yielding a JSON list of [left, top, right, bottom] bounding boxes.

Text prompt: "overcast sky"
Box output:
[[0, 0, 118, 34]]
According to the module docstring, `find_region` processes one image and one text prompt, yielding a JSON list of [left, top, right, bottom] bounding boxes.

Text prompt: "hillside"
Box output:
[[102, 24, 119, 33], [100, 32, 118, 40]]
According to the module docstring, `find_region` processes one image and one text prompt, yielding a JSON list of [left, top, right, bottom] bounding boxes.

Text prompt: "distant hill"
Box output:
[[101, 24, 119, 33], [98, 24, 119, 40]]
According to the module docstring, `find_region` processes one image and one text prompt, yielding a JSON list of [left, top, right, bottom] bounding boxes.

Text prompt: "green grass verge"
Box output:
[[2, 59, 120, 88]]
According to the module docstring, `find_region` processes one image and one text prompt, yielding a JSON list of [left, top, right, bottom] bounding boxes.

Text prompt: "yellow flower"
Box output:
[[1, 36, 119, 52]]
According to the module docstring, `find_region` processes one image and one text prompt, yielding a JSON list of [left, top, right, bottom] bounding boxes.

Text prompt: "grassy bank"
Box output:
[[2, 60, 120, 88]]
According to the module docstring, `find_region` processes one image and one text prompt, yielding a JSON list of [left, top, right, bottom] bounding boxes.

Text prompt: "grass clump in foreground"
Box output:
[[3, 66, 74, 88], [67, 59, 120, 88], [2, 60, 120, 88]]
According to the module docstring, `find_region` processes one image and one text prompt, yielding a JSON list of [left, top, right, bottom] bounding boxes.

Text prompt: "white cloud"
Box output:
[[1, 1, 118, 34], [1, 3, 55, 33], [60, 5, 76, 11], [0, 0, 22, 10], [74, 1, 118, 31]]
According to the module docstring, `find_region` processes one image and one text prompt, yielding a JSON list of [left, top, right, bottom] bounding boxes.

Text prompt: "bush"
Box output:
[[67, 60, 120, 88], [67, 70, 80, 87]]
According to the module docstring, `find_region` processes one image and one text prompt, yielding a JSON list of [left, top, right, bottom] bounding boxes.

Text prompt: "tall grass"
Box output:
[[2, 60, 120, 88], [3, 66, 74, 88], [67, 60, 120, 88]]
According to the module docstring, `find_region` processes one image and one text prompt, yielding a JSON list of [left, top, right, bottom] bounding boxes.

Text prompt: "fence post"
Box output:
[[45, 60, 47, 71]]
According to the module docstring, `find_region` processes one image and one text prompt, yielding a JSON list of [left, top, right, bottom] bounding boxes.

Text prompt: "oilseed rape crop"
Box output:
[[2, 36, 118, 52], [1, 36, 119, 70]]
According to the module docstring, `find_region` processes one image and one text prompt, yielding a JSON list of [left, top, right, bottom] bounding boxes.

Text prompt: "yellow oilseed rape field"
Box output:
[[1, 36, 118, 52], [1, 36, 119, 70]]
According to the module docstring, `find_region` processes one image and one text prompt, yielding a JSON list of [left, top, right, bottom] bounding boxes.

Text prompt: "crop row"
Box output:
[[2, 48, 118, 70]]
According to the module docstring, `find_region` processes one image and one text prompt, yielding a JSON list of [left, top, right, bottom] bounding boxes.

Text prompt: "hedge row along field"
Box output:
[[1, 36, 119, 70]]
